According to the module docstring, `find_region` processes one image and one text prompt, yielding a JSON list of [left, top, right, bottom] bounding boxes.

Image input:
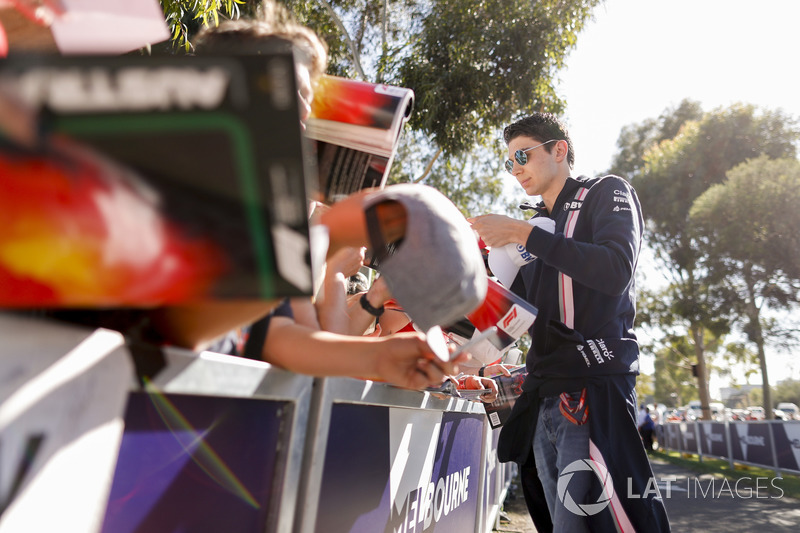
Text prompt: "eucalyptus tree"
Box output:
[[651, 334, 699, 408], [608, 98, 703, 179], [689, 155, 800, 415], [619, 102, 798, 419]]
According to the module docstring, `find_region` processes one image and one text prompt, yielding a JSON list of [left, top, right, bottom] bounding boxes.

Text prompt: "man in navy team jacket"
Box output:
[[470, 112, 670, 532]]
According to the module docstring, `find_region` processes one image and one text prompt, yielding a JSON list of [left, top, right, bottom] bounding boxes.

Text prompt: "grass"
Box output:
[[650, 448, 800, 500]]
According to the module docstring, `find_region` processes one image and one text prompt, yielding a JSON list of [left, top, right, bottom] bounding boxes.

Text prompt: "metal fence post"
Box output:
[[725, 420, 734, 469]]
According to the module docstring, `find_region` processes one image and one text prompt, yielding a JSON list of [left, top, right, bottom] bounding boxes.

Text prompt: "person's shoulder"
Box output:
[[578, 175, 639, 207], [578, 174, 632, 191]]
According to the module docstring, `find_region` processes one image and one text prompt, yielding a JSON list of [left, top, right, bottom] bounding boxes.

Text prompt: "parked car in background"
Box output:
[[773, 408, 789, 420], [746, 406, 765, 420], [729, 408, 749, 421], [776, 402, 800, 420], [664, 408, 685, 422], [685, 401, 725, 421]]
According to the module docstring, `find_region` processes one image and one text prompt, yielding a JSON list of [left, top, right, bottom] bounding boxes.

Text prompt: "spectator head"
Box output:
[[192, 1, 328, 121]]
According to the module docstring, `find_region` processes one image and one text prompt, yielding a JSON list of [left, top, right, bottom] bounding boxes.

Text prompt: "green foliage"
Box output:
[[624, 103, 799, 336], [775, 379, 800, 406], [689, 155, 800, 338], [398, 0, 600, 156], [647, 333, 698, 407], [277, 1, 368, 78], [636, 104, 798, 269], [157, 0, 601, 208], [608, 98, 703, 178], [160, 0, 250, 52], [688, 155, 800, 414], [690, 155, 800, 290], [748, 386, 763, 406], [635, 372, 655, 406], [715, 341, 759, 384], [389, 131, 505, 216], [621, 101, 800, 417]]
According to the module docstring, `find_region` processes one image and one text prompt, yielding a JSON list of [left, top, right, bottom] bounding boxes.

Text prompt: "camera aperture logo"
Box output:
[[557, 459, 614, 516]]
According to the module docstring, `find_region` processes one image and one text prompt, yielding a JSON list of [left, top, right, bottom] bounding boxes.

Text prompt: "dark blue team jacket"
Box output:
[[497, 175, 671, 532]]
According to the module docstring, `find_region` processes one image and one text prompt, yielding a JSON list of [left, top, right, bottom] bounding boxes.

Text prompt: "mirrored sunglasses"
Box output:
[[504, 139, 558, 174]]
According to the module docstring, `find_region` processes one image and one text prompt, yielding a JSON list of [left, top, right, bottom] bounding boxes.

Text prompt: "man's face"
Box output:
[[507, 135, 560, 197]]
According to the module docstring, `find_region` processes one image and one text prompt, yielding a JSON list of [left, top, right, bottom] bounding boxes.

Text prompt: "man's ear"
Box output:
[[554, 139, 568, 163]]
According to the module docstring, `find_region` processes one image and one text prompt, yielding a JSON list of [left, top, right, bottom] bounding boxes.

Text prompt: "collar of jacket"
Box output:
[[518, 175, 588, 214]]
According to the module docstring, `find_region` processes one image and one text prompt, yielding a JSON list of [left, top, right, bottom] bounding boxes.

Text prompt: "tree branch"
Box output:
[[413, 147, 441, 183], [318, 0, 366, 81]]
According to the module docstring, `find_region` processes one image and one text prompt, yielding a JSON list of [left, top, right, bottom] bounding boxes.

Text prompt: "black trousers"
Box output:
[[520, 451, 554, 533]]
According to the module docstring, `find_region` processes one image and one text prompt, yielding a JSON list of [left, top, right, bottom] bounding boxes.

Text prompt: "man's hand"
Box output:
[[468, 214, 533, 248], [375, 332, 464, 390], [482, 363, 520, 377], [325, 246, 366, 278], [458, 374, 499, 403]]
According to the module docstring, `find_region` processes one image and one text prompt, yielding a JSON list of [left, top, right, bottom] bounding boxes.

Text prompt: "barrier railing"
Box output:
[[656, 420, 800, 476], [0, 314, 512, 533]]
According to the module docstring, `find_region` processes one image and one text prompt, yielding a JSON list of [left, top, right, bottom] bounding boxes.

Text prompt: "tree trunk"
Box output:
[[744, 281, 771, 419], [757, 339, 771, 419], [692, 324, 713, 420]]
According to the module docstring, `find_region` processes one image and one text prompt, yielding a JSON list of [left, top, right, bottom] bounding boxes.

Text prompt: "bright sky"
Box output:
[[545, 0, 800, 398], [558, 0, 800, 177]]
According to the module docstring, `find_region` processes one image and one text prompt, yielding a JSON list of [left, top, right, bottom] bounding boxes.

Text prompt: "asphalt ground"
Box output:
[[496, 456, 800, 532], [649, 456, 800, 532]]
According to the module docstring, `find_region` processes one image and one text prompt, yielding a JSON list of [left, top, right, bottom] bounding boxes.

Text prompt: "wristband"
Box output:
[[360, 293, 385, 317], [478, 366, 486, 377]]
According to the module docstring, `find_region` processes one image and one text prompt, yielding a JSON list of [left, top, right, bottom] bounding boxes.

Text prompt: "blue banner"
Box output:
[[772, 422, 800, 471], [679, 422, 698, 453], [313, 403, 485, 533], [101, 392, 285, 533], [698, 422, 728, 458], [729, 422, 774, 466]]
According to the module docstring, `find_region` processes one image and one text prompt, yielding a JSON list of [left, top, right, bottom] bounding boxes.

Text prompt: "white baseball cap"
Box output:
[[487, 217, 555, 287]]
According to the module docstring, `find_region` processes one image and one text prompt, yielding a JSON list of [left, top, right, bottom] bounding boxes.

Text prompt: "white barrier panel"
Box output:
[[0, 315, 132, 533], [480, 428, 516, 533], [295, 377, 491, 533], [1, 315, 511, 532]]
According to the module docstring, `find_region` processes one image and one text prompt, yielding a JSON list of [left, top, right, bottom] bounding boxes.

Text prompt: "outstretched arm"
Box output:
[[262, 316, 464, 390]]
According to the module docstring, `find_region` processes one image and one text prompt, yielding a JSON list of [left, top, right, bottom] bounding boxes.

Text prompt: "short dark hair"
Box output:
[[503, 112, 575, 169]]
